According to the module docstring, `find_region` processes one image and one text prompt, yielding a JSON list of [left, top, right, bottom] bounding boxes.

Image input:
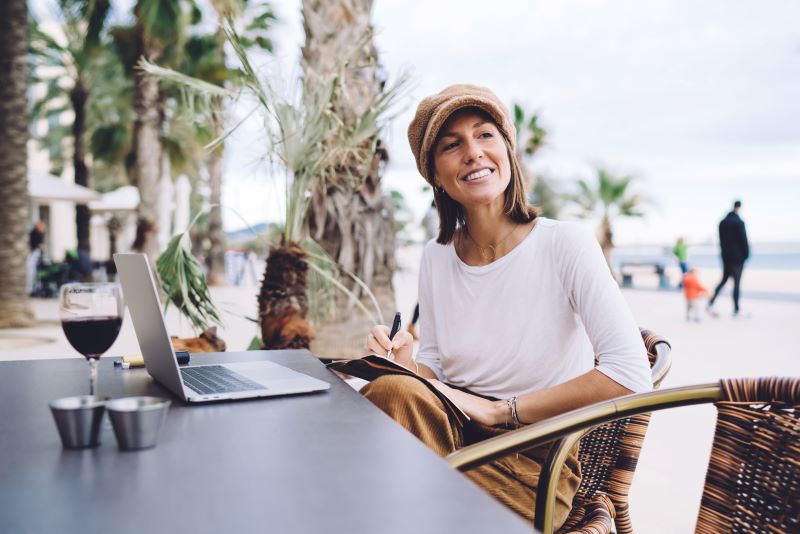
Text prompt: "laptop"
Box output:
[[114, 253, 330, 403]]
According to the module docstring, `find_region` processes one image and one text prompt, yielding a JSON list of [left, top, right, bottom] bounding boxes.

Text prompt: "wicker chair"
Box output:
[[448, 377, 800, 533], [536, 329, 672, 533], [447, 329, 671, 533]]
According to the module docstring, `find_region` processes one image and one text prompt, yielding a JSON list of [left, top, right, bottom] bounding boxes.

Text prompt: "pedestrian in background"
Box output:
[[707, 200, 749, 317], [673, 236, 688, 287], [26, 220, 46, 295], [683, 268, 708, 322]]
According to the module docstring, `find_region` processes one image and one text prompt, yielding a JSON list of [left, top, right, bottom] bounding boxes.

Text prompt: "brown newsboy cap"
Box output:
[[407, 84, 516, 184]]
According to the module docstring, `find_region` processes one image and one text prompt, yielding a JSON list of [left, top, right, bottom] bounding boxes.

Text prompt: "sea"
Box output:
[[612, 243, 800, 271]]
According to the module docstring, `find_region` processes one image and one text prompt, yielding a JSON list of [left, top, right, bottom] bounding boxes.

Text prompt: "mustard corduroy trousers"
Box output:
[[362, 375, 581, 529]]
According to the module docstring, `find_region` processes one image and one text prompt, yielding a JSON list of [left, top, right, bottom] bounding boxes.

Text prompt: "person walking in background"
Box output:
[[707, 200, 749, 317], [26, 220, 46, 295], [683, 268, 709, 322], [407, 200, 439, 340], [673, 236, 688, 287], [29, 220, 45, 253]]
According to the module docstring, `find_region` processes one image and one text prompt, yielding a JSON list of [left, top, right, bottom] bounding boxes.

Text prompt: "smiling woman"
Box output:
[[433, 110, 511, 207], [360, 84, 652, 530], [429, 106, 535, 263], [411, 85, 537, 249]]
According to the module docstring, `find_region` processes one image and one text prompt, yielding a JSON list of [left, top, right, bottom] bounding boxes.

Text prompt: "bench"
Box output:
[[619, 261, 671, 290]]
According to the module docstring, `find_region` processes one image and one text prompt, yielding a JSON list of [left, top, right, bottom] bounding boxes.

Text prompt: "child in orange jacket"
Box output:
[[683, 268, 709, 322]]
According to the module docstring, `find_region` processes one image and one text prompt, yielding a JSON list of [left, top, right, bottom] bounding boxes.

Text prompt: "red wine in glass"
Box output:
[[62, 317, 123, 359], [60, 283, 124, 395]]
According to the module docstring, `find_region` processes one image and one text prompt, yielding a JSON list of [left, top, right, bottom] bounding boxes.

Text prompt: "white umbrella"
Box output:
[[88, 186, 140, 212], [28, 171, 101, 203]]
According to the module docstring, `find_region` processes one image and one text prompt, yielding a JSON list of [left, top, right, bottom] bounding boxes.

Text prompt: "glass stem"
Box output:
[[89, 358, 99, 396]]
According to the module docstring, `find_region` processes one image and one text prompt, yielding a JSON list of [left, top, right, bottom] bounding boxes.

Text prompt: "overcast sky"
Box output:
[[222, 0, 800, 245], [33, 0, 800, 245]]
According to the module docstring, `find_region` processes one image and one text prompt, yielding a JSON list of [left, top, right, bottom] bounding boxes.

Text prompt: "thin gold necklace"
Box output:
[[465, 223, 520, 262]]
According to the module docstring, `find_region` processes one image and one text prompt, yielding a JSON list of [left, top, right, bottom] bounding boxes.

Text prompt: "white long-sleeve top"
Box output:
[[415, 217, 652, 399]]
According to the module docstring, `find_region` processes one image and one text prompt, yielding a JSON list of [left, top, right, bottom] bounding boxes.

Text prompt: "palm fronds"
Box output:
[[156, 232, 223, 333], [139, 22, 409, 331], [571, 167, 646, 220], [138, 58, 232, 128], [512, 102, 548, 158], [303, 239, 383, 325], [141, 27, 410, 244], [136, 0, 186, 46]]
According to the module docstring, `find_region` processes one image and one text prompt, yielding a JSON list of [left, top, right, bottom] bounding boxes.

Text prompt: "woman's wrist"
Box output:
[[493, 400, 511, 426]]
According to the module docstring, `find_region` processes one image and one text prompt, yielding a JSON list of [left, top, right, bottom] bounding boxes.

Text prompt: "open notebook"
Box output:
[[327, 355, 470, 427]]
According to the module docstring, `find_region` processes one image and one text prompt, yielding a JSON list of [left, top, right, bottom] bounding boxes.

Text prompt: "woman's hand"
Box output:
[[364, 325, 415, 370], [428, 380, 507, 427]]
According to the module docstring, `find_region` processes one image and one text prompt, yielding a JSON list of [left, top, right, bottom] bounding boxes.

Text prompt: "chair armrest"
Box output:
[[446, 383, 721, 472], [651, 341, 672, 388]]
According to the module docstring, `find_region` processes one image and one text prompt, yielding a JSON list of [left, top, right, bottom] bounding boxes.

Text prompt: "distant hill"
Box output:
[[225, 223, 270, 245]]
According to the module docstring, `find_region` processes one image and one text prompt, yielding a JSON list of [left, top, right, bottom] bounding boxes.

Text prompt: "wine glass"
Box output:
[[60, 283, 124, 395]]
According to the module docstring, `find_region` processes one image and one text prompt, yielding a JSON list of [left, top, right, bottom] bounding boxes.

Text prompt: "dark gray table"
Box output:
[[0, 350, 532, 534]]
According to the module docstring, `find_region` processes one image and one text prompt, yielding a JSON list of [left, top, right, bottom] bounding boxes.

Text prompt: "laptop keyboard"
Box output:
[[181, 365, 265, 395]]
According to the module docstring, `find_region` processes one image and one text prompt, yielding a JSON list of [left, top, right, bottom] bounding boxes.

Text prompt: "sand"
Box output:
[[1, 244, 798, 532]]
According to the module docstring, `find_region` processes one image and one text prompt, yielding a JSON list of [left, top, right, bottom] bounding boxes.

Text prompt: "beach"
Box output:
[[1, 245, 798, 532]]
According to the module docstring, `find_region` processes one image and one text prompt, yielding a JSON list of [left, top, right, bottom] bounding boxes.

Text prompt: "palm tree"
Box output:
[[132, 0, 186, 261], [128, 2, 275, 284], [303, 0, 401, 358], [29, 0, 112, 254], [570, 168, 645, 268], [181, 1, 277, 285], [90, 25, 137, 191], [513, 104, 547, 160], [0, 0, 34, 327], [255, 53, 406, 350], [512, 103, 561, 218], [140, 20, 407, 350]]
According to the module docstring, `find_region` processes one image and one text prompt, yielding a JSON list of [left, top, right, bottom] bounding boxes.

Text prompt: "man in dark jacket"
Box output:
[[707, 200, 749, 316]]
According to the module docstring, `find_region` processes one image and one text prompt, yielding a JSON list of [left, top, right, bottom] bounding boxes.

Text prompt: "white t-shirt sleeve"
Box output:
[[554, 224, 652, 393], [415, 243, 445, 381]]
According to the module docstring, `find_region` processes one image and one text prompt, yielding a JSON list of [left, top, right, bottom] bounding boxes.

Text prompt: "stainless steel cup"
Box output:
[[49, 395, 109, 449], [106, 396, 170, 450]]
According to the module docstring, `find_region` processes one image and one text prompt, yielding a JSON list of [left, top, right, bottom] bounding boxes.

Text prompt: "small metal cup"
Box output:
[[49, 395, 108, 449], [106, 396, 170, 450]]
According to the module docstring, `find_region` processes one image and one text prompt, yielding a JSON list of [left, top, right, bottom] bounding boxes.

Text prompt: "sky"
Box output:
[[221, 0, 800, 246]]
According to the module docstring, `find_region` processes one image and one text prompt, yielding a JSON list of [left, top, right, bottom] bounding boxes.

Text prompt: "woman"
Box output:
[[362, 84, 651, 528]]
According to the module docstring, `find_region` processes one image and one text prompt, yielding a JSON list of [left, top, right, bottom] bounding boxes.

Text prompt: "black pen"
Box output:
[[386, 312, 401, 360]]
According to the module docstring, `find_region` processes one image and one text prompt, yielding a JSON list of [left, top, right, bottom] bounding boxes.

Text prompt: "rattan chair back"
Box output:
[[695, 377, 800, 533]]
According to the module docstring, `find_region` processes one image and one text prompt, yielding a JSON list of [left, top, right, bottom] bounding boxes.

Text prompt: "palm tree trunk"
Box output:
[[599, 216, 614, 271], [71, 78, 91, 254], [258, 242, 314, 349], [302, 0, 397, 359], [205, 118, 226, 286], [0, 0, 34, 327], [204, 16, 229, 287], [132, 28, 163, 261]]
